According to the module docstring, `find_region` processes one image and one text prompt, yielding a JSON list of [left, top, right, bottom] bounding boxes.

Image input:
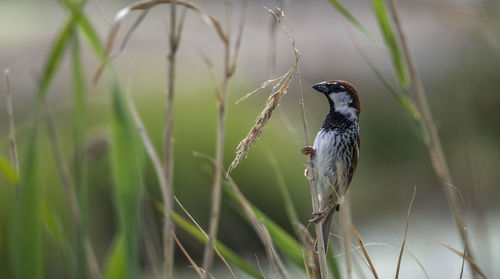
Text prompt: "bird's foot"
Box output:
[[301, 146, 315, 156], [309, 208, 329, 223]]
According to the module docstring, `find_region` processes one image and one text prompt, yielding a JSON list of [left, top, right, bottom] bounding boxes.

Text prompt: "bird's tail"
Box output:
[[321, 208, 335, 252], [314, 208, 335, 253]]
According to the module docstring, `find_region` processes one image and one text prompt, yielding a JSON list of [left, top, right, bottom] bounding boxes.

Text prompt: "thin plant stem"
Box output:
[[387, 0, 476, 274], [3, 69, 20, 194], [202, 0, 243, 276], [163, 0, 185, 277], [341, 197, 353, 279], [296, 42, 329, 279], [173, 233, 204, 278], [226, 175, 289, 278], [350, 224, 378, 279], [43, 105, 102, 279], [395, 187, 416, 279]]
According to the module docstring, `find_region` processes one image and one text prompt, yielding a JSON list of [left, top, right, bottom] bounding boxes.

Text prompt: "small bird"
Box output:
[[301, 80, 361, 252]]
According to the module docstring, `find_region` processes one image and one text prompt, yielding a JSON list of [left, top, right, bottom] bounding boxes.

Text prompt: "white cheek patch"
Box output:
[[329, 92, 357, 118], [328, 92, 352, 107]]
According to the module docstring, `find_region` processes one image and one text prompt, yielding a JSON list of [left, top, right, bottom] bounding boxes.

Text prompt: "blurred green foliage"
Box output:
[[1, 0, 500, 278]]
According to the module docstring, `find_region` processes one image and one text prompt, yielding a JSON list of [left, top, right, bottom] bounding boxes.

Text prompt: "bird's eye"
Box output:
[[329, 83, 345, 93]]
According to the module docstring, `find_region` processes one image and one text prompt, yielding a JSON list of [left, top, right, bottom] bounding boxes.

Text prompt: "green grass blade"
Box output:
[[172, 212, 264, 279], [105, 78, 144, 279], [43, 205, 78, 279], [224, 185, 304, 268], [365, 56, 429, 142], [71, 31, 91, 279], [77, 14, 107, 63], [267, 153, 301, 238], [371, 0, 408, 87], [72, 34, 87, 202], [37, 0, 88, 104], [37, 18, 73, 103], [327, 0, 382, 48], [103, 235, 127, 279], [0, 155, 19, 185], [59, 0, 105, 61], [11, 126, 43, 279]]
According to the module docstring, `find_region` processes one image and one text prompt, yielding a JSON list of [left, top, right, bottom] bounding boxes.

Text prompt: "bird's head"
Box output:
[[312, 80, 360, 118]]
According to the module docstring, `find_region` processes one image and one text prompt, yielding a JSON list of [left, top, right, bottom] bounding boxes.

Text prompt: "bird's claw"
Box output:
[[309, 209, 328, 223], [301, 146, 315, 156]]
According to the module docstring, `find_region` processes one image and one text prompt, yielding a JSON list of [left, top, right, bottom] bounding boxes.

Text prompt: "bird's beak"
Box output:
[[312, 81, 329, 94]]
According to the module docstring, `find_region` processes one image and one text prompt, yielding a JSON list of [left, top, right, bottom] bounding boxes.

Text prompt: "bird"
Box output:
[[301, 80, 361, 253]]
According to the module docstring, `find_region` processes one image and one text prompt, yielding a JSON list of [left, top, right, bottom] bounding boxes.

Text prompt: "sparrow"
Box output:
[[301, 80, 360, 252]]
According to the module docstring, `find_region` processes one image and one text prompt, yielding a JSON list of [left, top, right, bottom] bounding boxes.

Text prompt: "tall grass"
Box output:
[[327, 0, 485, 277], [2, 1, 493, 279]]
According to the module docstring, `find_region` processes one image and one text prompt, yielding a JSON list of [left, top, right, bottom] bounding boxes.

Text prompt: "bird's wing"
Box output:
[[347, 135, 360, 186]]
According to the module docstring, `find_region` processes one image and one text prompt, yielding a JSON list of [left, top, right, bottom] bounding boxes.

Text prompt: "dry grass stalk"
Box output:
[[331, 234, 430, 279], [43, 106, 80, 228], [395, 187, 416, 279], [340, 197, 353, 279], [350, 224, 379, 279], [271, 4, 331, 276], [226, 174, 289, 279], [141, 200, 163, 279], [361, 242, 429, 279], [173, 233, 204, 278], [202, 1, 246, 276], [3, 69, 19, 182], [43, 106, 102, 279], [154, 198, 237, 279], [162, 0, 188, 277], [96, 1, 225, 276], [196, 150, 288, 278], [297, 224, 320, 279], [437, 242, 487, 279], [128, 98, 170, 277], [93, 0, 228, 84], [227, 8, 299, 176], [331, 232, 372, 274], [172, 195, 237, 279], [386, 0, 477, 275]]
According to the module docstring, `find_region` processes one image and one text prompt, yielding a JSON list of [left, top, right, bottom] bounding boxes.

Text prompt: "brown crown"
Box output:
[[326, 80, 361, 116]]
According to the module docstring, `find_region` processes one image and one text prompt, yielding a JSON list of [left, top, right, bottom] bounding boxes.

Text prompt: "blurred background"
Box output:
[[1, 0, 499, 278]]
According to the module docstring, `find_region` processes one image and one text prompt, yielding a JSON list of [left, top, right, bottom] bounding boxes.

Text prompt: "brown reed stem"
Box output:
[[162, 0, 184, 277], [297, 54, 329, 279], [202, 3, 231, 273], [202, 0, 246, 276], [387, 0, 477, 276]]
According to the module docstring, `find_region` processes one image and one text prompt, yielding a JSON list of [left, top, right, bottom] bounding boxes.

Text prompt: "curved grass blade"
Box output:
[[103, 235, 127, 279], [172, 212, 264, 279], [268, 153, 300, 238], [104, 78, 144, 279], [327, 0, 382, 48], [43, 205, 77, 279], [224, 184, 304, 268], [37, 18, 73, 103], [11, 126, 43, 279], [371, 0, 408, 88]]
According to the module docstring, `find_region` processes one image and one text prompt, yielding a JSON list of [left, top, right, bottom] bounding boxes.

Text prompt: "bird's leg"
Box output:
[[310, 197, 339, 223], [309, 208, 328, 223], [309, 202, 334, 223], [301, 146, 315, 156]]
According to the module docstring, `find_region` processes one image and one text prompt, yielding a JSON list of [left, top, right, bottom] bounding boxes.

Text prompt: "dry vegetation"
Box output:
[[1, 0, 493, 279]]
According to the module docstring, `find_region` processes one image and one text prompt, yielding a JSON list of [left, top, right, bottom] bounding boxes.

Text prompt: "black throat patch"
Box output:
[[321, 110, 355, 133]]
